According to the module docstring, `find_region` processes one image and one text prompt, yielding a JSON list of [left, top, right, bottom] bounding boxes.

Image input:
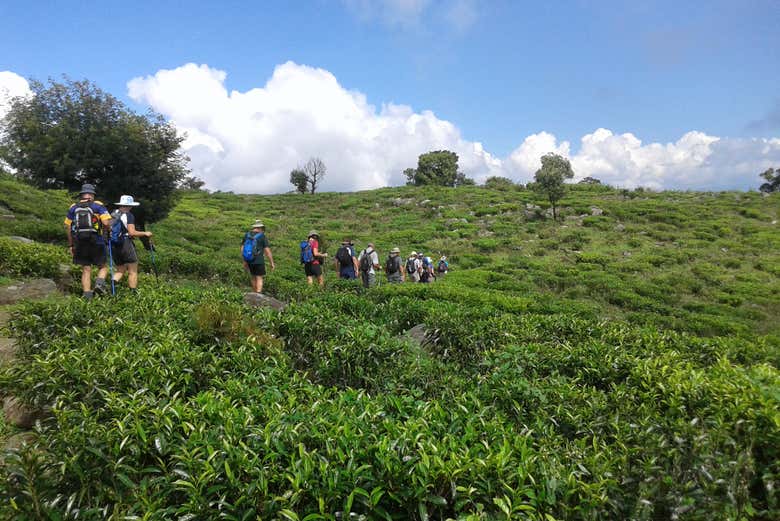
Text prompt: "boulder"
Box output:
[[419, 199, 432, 206], [0, 279, 58, 305], [3, 396, 37, 429], [0, 214, 15, 220], [405, 324, 431, 348], [243, 292, 287, 311], [8, 236, 33, 244], [590, 207, 604, 216], [392, 197, 413, 207]]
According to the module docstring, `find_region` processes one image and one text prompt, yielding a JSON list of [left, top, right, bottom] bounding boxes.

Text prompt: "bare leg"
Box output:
[[113, 264, 126, 283], [81, 266, 92, 292], [96, 265, 108, 280], [256, 276, 264, 293], [127, 263, 139, 289], [306, 276, 314, 285]]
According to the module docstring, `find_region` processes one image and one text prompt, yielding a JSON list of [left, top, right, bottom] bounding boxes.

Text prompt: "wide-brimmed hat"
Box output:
[[115, 195, 140, 207], [308, 230, 319, 238], [341, 239, 351, 245], [410, 251, 417, 257], [79, 183, 96, 195], [251, 220, 265, 229], [390, 247, 400, 254]]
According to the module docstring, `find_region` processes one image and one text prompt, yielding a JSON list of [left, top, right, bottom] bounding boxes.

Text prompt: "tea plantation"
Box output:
[[0, 173, 778, 520]]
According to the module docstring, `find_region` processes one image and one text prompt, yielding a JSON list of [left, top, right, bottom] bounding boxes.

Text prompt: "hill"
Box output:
[[0, 174, 778, 519]]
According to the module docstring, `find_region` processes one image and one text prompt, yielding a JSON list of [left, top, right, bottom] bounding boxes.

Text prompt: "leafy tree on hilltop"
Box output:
[[759, 167, 779, 193], [404, 150, 473, 187], [289, 168, 308, 194], [532, 153, 574, 221], [484, 176, 517, 190], [289, 157, 327, 194], [579, 176, 602, 185], [0, 78, 188, 224]]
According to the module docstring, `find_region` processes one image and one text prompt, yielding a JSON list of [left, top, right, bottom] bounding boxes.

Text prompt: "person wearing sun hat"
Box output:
[[303, 230, 327, 286], [64, 183, 112, 299], [110, 195, 153, 293], [384, 247, 405, 284], [406, 251, 422, 283], [241, 219, 274, 293]]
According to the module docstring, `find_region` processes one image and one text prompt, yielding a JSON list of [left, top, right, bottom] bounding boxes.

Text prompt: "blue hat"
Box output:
[[79, 183, 96, 195]]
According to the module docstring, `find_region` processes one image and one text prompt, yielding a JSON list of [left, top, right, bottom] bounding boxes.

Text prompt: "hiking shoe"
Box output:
[[83, 291, 94, 300], [93, 283, 107, 295]]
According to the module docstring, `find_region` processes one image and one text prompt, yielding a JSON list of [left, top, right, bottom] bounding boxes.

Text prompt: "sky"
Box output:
[[1, 0, 779, 192]]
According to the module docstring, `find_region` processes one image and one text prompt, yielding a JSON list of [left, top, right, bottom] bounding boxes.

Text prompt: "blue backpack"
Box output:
[[242, 232, 264, 262], [300, 240, 314, 264], [109, 211, 127, 247]]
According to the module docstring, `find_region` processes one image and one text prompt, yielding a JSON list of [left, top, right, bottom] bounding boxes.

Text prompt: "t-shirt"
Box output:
[[116, 211, 135, 239], [309, 238, 320, 265], [358, 249, 379, 275], [65, 200, 111, 245], [386, 255, 402, 274], [242, 232, 269, 265]]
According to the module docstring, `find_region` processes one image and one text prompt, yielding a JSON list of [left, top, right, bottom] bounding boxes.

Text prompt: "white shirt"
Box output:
[[358, 248, 380, 275]]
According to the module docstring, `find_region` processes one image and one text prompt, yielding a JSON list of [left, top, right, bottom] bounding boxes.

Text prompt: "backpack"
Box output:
[[385, 256, 400, 274], [73, 202, 99, 240], [109, 211, 128, 247], [437, 260, 448, 272], [335, 246, 352, 267], [242, 232, 263, 262], [359, 249, 373, 272], [300, 240, 314, 264], [405, 258, 416, 274]]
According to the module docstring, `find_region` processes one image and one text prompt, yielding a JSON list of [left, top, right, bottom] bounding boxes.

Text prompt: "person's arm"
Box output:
[[65, 223, 74, 255], [264, 247, 274, 270], [126, 223, 151, 238], [372, 252, 380, 270], [352, 254, 359, 272]]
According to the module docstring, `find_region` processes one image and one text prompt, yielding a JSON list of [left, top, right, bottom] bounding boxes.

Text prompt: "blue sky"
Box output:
[[1, 0, 779, 192]]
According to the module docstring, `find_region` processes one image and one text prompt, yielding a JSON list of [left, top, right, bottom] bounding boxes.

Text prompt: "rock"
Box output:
[[243, 292, 286, 311], [0, 337, 17, 365], [590, 207, 604, 216], [0, 214, 15, 220], [0, 279, 58, 305], [404, 324, 436, 350], [772, 220, 777, 225], [8, 236, 33, 244], [721, 247, 728, 253], [477, 229, 495, 237], [3, 396, 37, 429], [3, 431, 36, 451], [392, 198, 413, 207], [615, 223, 626, 232], [419, 199, 432, 206], [525, 203, 541, 211], [761, 192, 770, 198], [623, 251, 632, 257]]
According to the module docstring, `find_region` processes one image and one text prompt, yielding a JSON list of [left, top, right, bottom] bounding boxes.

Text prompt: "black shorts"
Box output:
[[304, 262, 322, 277], [112, 239, 138, 265], [73, 237, 106, 266], [248, 263, 266, 276]]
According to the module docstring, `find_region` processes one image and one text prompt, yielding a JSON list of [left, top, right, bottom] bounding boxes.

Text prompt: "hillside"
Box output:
[[0, 174, 778, 519]]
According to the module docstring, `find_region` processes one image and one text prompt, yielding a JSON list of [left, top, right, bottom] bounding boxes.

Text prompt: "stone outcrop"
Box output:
[[243, 292, 287, 311], [0, 279, 58, 305]]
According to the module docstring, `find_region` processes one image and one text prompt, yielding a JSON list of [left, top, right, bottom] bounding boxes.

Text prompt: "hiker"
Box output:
[[406, 251, 422, 283], [334, 239, 359, 280], [242, 220, 275, 293], [64, 183, 112, 299], [302, 230, 327, 286], [419, 252, 435, 283], [110, 195, 153, 294], [385, 247, 405, 283], [357, 242, 380, 288], [437, 256, 449, 275]]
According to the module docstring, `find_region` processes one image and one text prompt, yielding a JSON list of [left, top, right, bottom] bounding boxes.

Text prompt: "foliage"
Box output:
[[578, 176, 601, 185], [759, 167, 779, 193], [289, 168, 308, 194], [533, 153, 575, 220], [405, 150, 473, 187], [483, 176, 517, 190], [178, 176, 207, 191], [0, 77, 189, 223]]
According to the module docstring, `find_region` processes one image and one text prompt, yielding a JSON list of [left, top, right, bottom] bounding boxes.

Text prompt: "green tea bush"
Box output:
[[0, 236, 69, 279]]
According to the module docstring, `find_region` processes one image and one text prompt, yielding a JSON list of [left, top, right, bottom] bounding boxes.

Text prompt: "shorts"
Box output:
[[387, 272, 403, 283], [339, 266, 357, 279], [73, 237, 106, 266], [248, 263, 266, 276], [361, 271, 376, 288], [304, 262, 322, 277], [112, 239, 138, 265]]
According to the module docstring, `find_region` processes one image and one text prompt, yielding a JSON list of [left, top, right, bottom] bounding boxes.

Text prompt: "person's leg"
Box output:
[[113, 264, 126, 283], [127, 263, 139, 289], [317, 275, 324, 287], [256, 275, 264, 293], [81, 266, 92, 292]]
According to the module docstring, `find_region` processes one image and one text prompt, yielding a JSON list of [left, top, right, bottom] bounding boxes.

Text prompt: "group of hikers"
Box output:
[[241, 226, 449, 292], [64, 183, 449, 299]]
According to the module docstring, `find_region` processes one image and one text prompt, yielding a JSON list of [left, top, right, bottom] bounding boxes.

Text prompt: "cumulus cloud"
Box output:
[[0, 71, 32, 121], [127, 62, 501, 193]]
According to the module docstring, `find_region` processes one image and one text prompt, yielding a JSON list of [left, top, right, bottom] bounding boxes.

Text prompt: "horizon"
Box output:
[[1, 0, 779, 193]]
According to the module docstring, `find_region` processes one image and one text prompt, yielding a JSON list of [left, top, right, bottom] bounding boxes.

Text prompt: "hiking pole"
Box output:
[[107, 241, 116, 296], [149, 239, 159, 282]]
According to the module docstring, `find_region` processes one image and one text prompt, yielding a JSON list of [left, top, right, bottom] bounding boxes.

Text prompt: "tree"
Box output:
[[302, 157, 327, 194], [0, 78, 188, 224], [483, 176, 517, 190], [578, 176, 602, 185], [532, 153, 574, 221], [405, 150, 472, 186], [179, 176, 207, 191], [759, 167, 779, 193], [289, 168, 308, 194]]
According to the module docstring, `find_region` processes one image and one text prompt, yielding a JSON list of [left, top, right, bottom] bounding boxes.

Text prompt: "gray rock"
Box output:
[[0, 279, 58, 305], [243, 292, 286, 311], [8, 236, 33, 244], [0, 337, 17, 365], [3, 396, 37, 429], [0, 214, 15, 220], [590, 207, 604, 216], [419, 199, 432, 206], [623, 251, 632, 257], [615, 223, 626, 232], [404, 324, 436, 350], [392, 198, 413, 207]]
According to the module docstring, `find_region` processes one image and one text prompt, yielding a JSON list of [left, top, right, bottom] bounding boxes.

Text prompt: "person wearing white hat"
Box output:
[[405, 251, 422, 283], [110, 195, 152, 293]]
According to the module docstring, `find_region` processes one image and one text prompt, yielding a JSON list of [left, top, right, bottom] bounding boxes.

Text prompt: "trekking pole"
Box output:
[[149, 239, 159, 282], [107, 241, 116, 296]]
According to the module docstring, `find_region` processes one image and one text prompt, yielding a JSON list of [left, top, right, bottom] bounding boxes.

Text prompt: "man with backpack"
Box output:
[[301, 230, 327, 286], [242, 220, 274, 293], [385, 247, 405, 283], [406, 251, 421, 283], [64, 183, 112, 299], [437, 256, 449, 275], [419, 252, 435, 283], [357, 242, 380, 288], [110, 195, 154, 294], [334, 239, 358, 280]]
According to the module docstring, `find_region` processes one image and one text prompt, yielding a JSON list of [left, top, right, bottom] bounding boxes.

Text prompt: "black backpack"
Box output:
[[405, 258, 416, 274], [336, 246, 352, 267], [385, 256, 400, 274], [359, 250, 373, 272], [73, 202, 99, 240]]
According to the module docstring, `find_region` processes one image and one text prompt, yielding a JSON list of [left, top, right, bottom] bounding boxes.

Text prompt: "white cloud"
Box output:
[[127, 62, 501, 193], [342, 0, 432, 27], [0, 71, 32, 121]]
